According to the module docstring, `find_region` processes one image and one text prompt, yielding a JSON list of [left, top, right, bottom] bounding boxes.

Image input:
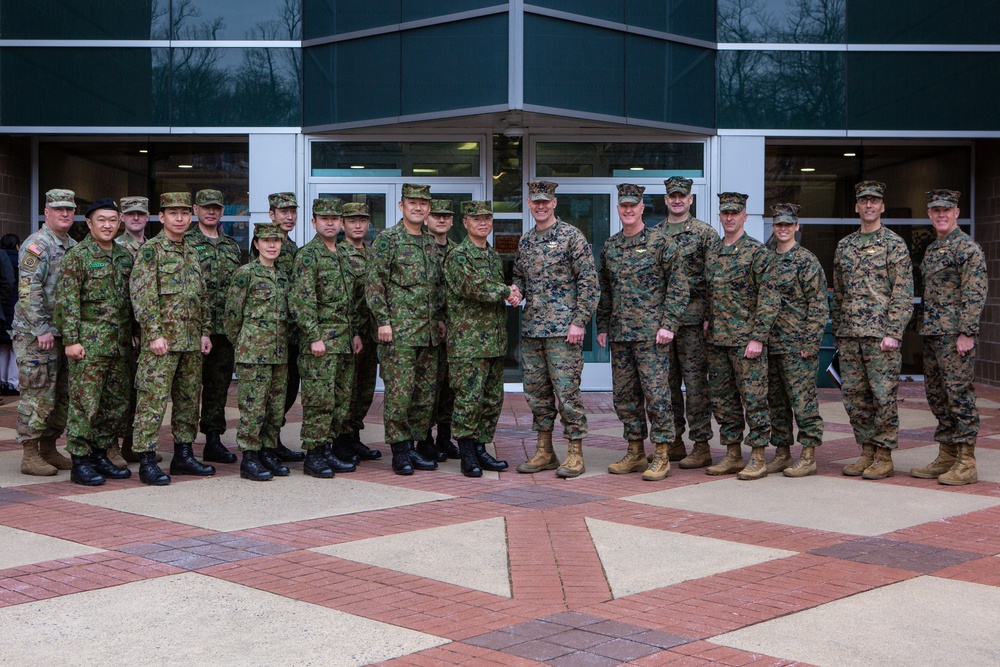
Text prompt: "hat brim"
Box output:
[[617, 197, 641, 204], [47, 201, 76, 209], [855, 191, 883, 199], [665, 188, 690, 195], [927, 200, 957, 209], [719, 204, 745, 212]]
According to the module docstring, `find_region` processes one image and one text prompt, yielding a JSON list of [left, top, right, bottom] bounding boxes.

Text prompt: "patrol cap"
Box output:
[[855, 180, 886, 199], [160, 192, 192, 210], [342, 202, 370, 218], [268, 192, 297, 209], [45, 189, 76, 209], [253, 222, 283, 240], [430, 199, 454, 215], [120, 196, 149, 214], [195, 189, 224, 207], [718, 192, 749, 212], [528, 181, 558, 201], [926, 189, 960, 209], [664, 177, 693, 195], [462, 200, 493, 216], [401, 183, 432, 200], [312, 198, 342, 216], [771, 202, 801, 225], [85, 198, 119, 218], [617, 183, 645, 204]]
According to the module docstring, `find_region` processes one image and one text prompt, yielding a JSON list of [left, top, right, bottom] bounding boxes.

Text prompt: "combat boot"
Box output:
[[240, 450, 273, 481], [842, 444, 876, 476], [765, 445, 792, 474], [737, 447, 768, 480], [20, 441, 58, 476], [938, 444, 978, 486], [783, 447, 817, 477], [416, 430, 443, 463], [668, 435, 687, 462], [39, 437, 72, 470], [273, 436, 305, 462], [321, 444, 356, 473], [390, 441, 414, 475], [138, 451, 170, 486], [458, 438, 482, 478], [437, 424, 460, 459], [302, 447, 333, 479], [203, 430, 237, 464], [475, 442, 508, 472], [258, 447, 290, 476], [556, 440, 585, 478], [408, 441, 438, 471], [642, 441, 672, 481], [170, 443, 216, 477], [107, 442, 128, 468], [348, 430, 381, 460], [861, 447, 894, 480], [517, 432, 560, 473], [70, 454, 105, 486], [706, 444, 744, 475], [679, 441, 713, 469], [910, 443, 958, 479], [609, 440, 648, 474], [90, 449, 131, 479], [331, 434, 360, 465]]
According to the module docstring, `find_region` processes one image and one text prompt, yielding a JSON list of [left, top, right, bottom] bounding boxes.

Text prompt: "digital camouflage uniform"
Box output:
[[115, 233, 145, 257], [340, 238, 378, 432], [269, 193, 301, 426], [432, 236, 457, 432]]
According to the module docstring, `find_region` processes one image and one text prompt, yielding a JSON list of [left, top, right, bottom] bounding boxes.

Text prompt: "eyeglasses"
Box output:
[[857, 196, 882, 204]]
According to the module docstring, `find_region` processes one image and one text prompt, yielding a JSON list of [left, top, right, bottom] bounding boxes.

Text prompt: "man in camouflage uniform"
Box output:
[[366, 183, 445, 475], [834, 181, 913, 480], [339, 202, 382, 462], [597, 184, 689, 481], [116, 195, 149, 256], [187, 189, 242, 465], [765, 203, 827, 478], [910, 189, 986, 486], [705, 192, 780, 480], [224, 222, 290, 482], [290, 199, 361, 478], [660, 176, 718, 468], [14, 188, 78, 476], [130, 192, 216, 485], [443, 201, 516, 477], [513, 180, 600, 479], [54, 198, 134, 485]]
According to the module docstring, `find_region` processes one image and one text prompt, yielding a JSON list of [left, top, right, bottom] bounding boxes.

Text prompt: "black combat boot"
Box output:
[[457, 438, 482, 478], [436, 424, 460, 460], [240, 451, 273, 481], [390, 441, 413, 476], [138, 451, 170, 486], [169, 443, 216, 476], [203, 430, 237, 463], [475, 442, 509, 472], [348, 429, 381, 460], [258, 447, 290, 476], [322, 443, 356, 473], [70, 454, 106, 486], [332, 434, 360, 465], [303, 447, 334, 478], [408, 440, 439, 471], [89, 448, 131, 479], [273, 436, 305, 462], [417, 429, 445, 463]]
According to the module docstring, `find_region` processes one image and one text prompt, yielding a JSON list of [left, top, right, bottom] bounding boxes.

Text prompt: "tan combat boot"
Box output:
[[21, 440, 58, 476], [668, 435, 687, 462], [842, 444, 876, 476], [39, 437, 72, 470], [609, 439, 647, 474], [765, 445, 792, 474], [783, 447, 817, 477], [938, 444, 977, 486], [737, 447, 768, 480], [706, 444, 744, 475], [556, 439, 585, 478], [679, 441, 712, 469], [910, 443, 957, 479], [107, 442, 129, 469], [642, 441, 671, 481], [516, 432, 560, 473], [862, 447, 893, 480]]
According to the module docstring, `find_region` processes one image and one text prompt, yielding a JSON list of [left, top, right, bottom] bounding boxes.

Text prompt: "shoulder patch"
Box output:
[[455, 253, 468, 265], [141, 247, 155, 261], [26, 243, 43, 257], [376, 236, 391, 252], [235, 273, 249, 288], [300, 253, 314, 266], [20, 254, 39, 271]]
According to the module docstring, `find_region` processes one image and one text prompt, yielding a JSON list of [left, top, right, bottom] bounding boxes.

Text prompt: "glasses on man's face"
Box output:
[[857, 196, 882, 205]]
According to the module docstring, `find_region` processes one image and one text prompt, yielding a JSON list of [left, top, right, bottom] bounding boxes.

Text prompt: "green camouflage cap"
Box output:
[[855, 180, 886, 199], [462, 200, 493, 216], [160, 192, 192, 209], [195, 189, 224, 206], [617, 183, 645, 204], [927, 188, 960, 208], [45, 189, 76, 208], [253, 222, 284, 240], [313, 198, 342, 216], [664, 177, 693, 195], [771, 202, 801, 224], [268, 192, 297, 209], [401, 183, 432, 200], [120, 196, 148, 214], [430, 199, 454, 215], [528, 181, 558, 201], [718, 192, 748, 212], [342, 202, 370, 217]]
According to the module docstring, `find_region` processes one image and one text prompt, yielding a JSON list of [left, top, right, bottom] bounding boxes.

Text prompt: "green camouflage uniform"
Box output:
[[598, 227, 689, 443], [767, 244, 827, 449], [365, 222, 445, 444], [443, 237, 509, 443], [341, 240, 379, 432], [115, 234, 145, 257], [114, 232, 145, 447], [225, 260, 289, 452], [275, 235, 300, 422], [706, 233, 780, 448], [920, 227, 986, 446], [130, 233, 211, 452], [54, 236, 134, 456], [290, 237, 358, 450], [13, 225, 76, 443], [832, 226, 913, 450], [432, 238, 457, 429]]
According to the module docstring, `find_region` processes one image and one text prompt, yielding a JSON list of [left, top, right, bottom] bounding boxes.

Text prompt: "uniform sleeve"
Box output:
[[195, 254, 212, 339], [18, 243, 55, 337], [831, 242, 844, 335], [512, 240, 526, 296], [130, 247, 162, 341], [365, 237, 392, 329], [445, 249, 510, 304], [53, 251, 82, 344], [569, 231, 600, 328], [750, 250, 780, 343], [433, 245, 447, 325], [659, 240, 690, 333], [596, 245, 612, 335], [885, 239, 915, 340], [289, 251, 321, 344], [801, 255, 829, 349], [223, 267, 249, 344], [958, 241, 987, 337]]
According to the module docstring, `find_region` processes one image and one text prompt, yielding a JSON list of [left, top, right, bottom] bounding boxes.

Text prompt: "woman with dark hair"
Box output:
[[0, 233, 20, 395]]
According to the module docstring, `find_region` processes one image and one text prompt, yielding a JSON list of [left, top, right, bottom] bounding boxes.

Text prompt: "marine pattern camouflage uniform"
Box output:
[[341, 240, 378, 432], [432, 238, 457, 430], [832, 226, 913, 449]]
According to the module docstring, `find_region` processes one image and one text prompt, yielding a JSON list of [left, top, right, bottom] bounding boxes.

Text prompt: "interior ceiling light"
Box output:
[[178, 164, 193, 169], [843, 152, 856, 157], [139, 149, 148, 154], [350, 165, 365, 169], [800, 167, 815, 172], [629, 167, 644, 171]]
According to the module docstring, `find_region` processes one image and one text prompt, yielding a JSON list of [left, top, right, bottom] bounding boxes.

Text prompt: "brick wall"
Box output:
[[0, 136, 32, 243], [974, 139, 1000, 385]]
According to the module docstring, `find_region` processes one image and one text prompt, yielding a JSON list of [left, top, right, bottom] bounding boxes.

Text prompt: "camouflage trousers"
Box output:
[[432, 347, 455, 427], [380, 343, 438, 444], [66, 355, 130, 456], [521, 337, 587, 439], [924, 335, 978, 446], [611, 340, 674, 444], [299, 349, 355, 450], [282, 342, 300, 425], [119, 347, 139, 444], [668, 324, 713, 442], [13, 333, 68, 443], [236, 362, 287, 452], [767, 351, 823, 449], [347, 336, 378, 432], [199, 333, 234, 434], [451, 356, 504, 442], [132, 350, 203, 452], [708, 344, 770, 448], [838, 337, 901, 450]]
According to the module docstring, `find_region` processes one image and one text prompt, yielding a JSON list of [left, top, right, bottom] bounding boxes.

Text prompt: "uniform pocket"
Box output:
[[19, 355, 50, 389]]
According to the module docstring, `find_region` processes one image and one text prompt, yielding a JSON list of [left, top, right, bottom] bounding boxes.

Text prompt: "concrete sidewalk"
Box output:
[[1, 382, 999, 666]]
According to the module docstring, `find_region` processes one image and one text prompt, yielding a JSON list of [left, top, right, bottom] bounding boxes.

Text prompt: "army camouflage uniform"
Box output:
[[432, 237, 457, 432], [341, 240, 378, 433], [273, 234, 300, 423], [115, 233, 145, 257], [114, 230, 146, 458]]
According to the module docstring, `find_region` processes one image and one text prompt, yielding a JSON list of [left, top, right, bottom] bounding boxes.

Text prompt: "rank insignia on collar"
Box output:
[[866, 248, 877, 254], [635, 248, 647, 253], [546, 242, 558, 248]]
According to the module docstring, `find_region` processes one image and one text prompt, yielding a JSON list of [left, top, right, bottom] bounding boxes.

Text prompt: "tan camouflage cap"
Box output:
[[528, 181, 558, 201], [313, 198, 342, 216], [855, 180, 886, 199], [771, 202, 801, 224], [253, 222, 284, 240], [462, 200, 493, 216], [718, 192, 748, 212], [195, 189, 224, 207], [430, 199, 454, 215], [45, 189, 76, 208], [160, 192, 192, 209], [342, 202, 370, 218], [664, 177, 693, 195], [268, 192, 298, 209], [617, 183, 645, 204], [401, 183, 432, 200], [926, 189, 960, 208], [120, 196, 148, 214]]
